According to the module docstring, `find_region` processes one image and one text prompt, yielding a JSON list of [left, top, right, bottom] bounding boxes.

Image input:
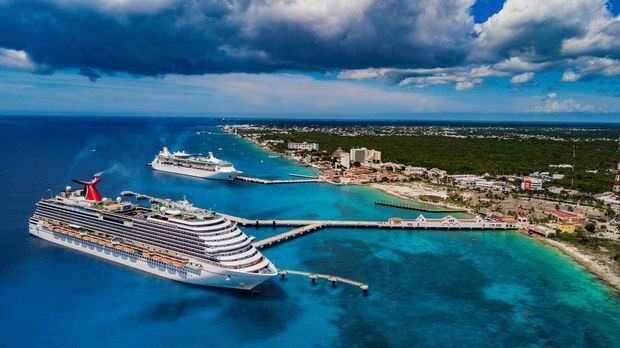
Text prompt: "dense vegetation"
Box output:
[[259, 132, 617, 194]]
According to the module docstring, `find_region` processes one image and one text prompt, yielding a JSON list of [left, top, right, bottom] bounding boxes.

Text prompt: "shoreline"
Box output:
[[523, 232, 620, 293], [370, 183, 472, 214], [224, 127, 620, 294]]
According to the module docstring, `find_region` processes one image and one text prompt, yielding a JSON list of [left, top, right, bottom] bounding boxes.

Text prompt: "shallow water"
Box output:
[[0, 116, 619, 347]]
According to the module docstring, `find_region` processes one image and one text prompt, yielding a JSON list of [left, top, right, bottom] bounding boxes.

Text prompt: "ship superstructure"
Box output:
[[29, 177, 276, 289], [151, 147, 241, 180]]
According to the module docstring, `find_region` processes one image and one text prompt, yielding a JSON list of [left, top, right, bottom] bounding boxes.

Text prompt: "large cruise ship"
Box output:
[[151, 147, 241, 181], [29, 177, 277, 289]]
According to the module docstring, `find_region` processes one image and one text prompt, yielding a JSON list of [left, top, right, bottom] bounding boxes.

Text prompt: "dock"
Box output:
[[278, 269, 369, 293], [253, 223, 325, 249], [288, 173, 319, 179], [236, 176, 322, 184], [375, 201, 466, 213]]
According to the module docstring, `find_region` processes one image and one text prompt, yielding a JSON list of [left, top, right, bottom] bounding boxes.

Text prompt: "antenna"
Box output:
[[47, 188, 52, 198]]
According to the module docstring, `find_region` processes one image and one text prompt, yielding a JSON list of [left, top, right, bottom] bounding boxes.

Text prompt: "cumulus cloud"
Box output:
[[0, 48, 37, 71], [533, 94, 595, 113], [510, 72, 534, 84], [1, 0, 620, 90], [0, 0, 475, 79], [561, 56, 620, 81]]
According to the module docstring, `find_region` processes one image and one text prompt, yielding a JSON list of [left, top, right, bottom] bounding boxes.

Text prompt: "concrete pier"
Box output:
[[253, 223, 325, 249], [375, 201, 467, 213], [236, 176, 322, 184], [278, 269, 368, 292]]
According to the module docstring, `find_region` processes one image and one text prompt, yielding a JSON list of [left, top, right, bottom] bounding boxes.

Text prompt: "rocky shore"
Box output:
[[533, 235, 620, 293]]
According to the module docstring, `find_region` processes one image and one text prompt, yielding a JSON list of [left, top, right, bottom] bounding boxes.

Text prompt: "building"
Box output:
[[404, 166, 428, 176], [521, 177, 543, 190], [349, 147, 382, 164], [528, 225, 555, 237], [331, 147, 344, 159], [287, 142, 319, 151], [553, 222, 578, 233], [429, 168, 447, 177], [340, 153, 351, 169]]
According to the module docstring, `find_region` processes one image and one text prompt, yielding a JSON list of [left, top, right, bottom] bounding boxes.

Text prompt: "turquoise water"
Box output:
[[1, 117, 619, 347]]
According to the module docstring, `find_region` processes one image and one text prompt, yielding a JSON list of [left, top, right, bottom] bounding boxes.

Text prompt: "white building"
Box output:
[[521, 177, 543, 191], [288, 142, 319, 151], [349, 147, 381, 165], [404, 166, 428, 176], [340, 153, 351, 169]]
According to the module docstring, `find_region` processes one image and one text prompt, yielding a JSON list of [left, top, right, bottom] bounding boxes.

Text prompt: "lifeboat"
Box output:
[[142, 251, 151, 257], [172, 260, 184, 266], [161, 257, 172, 264], [152, 255, 162, 260]]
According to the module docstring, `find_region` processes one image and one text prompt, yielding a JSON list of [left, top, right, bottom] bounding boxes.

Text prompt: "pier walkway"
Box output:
[[253, 223, 325, 249], [375, 201, 467, 213], [236, 176, 322, 184], [278, 269, 369, 292]]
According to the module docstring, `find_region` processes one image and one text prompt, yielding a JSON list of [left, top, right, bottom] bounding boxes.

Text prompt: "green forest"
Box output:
[[259, 132, 618, 194]]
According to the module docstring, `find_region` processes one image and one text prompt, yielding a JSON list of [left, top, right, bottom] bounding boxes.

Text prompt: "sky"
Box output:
[[2, 0, 620, 120]]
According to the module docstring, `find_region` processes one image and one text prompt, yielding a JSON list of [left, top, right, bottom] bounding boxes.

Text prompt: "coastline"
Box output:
[[370, 183, 472, 214], [525, 232, 620, 293], [224, 127, 620, 294]]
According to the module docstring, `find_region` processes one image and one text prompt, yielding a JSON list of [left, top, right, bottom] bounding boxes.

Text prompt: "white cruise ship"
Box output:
[[151, 147, 241, 181], [29, 177, 277, 289]]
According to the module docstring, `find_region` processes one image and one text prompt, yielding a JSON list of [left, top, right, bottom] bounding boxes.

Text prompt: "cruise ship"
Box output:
[[151, 147, 241, 181], [29, 177, 277, 289]]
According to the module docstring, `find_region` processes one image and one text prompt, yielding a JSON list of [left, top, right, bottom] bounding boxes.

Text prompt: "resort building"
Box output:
[[340, 153, 351, 169], [349, 147, 381, 165], [287, 142, 320, 151]]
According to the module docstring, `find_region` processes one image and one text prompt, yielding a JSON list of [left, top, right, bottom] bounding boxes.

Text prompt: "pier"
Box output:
[[253, 223, 325, 249], [236, 176, 322, 184], [375, 201, 467, 213], [278, 269, 369, 293]]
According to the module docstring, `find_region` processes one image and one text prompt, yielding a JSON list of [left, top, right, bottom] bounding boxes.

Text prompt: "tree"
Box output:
[[584, 222, 596, 233]]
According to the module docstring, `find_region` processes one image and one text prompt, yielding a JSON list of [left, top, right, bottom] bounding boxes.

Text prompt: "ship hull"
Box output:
[[29, 224, 274, 290], [151, 162, 239, 181]]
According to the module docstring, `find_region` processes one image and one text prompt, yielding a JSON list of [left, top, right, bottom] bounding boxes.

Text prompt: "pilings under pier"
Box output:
[[278, 269, 369, 294]]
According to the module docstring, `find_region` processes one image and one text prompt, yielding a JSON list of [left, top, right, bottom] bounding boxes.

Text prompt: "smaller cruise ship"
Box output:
[[151, 147, 241, 181]]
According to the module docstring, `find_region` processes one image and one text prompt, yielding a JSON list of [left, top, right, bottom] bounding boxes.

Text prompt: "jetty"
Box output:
[[253, 223, 325, 249], [236, 176, 322, 184], [375, 201, 466, 213], [278, 269, 369, 293], [288, 173, 319, 179]]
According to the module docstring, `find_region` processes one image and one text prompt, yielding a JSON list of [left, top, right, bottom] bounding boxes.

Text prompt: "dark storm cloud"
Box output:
[[0, 0, 476, 79]]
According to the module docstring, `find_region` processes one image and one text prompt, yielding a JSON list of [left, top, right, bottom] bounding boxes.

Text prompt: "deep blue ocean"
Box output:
[[1, 116, 619, 347]]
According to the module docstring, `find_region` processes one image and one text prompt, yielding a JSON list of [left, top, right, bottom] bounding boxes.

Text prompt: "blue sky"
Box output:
[[1, 0, 620, 120]]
